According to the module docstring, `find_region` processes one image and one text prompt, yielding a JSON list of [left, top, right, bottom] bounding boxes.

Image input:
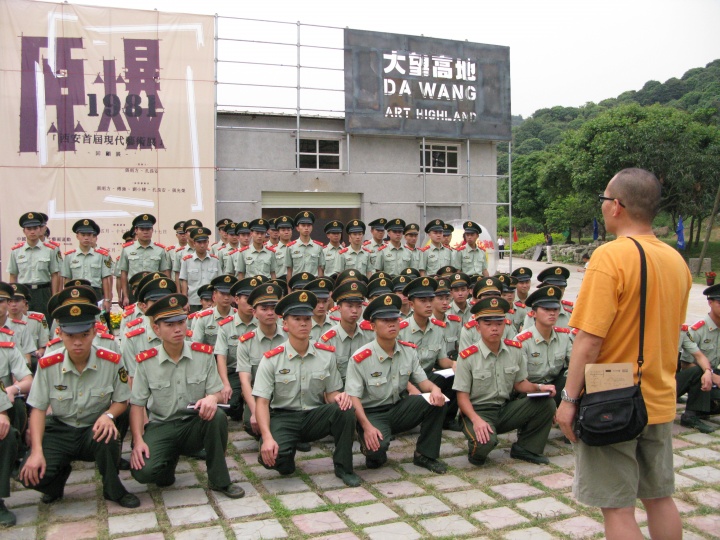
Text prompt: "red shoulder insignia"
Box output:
[[398, 340, 417, 348], [517, 331, 533, 342], [561, 299, 574, 306], [464, 320, 478, 329], [45, 337, 61, 347], [681, 324, 689, 332], [239, 331, 255, 343], [264, 345, 285, 358], [377, 244, 387, 251], [165, 245, 175, 252], [508, 308, 515, 315], [571, 327, 579, 335], [504, 338, 522, 349], [188, 312, 197, 320], [125, 303, 136, 311], [459, 345, 479, 359], [123, 241, 134, 248], [514, 301, 526, 309], [447, 314, 461, 323], [329, 315, 340, 322], [95, 322, 108, 332], [554, 326, 570, 334], [39, 352, 64, 368], [0, 342, 15, 348], [363, 247, 373, 253], [527, 310, 535, 317], [563, 305, 573, 313], [339, 247, 348, 254], [227, 248, 239, 256], [455, 245, 466, 252], [287, 240, 297, 247], [218, 315, 234, 326], [99, 332, 115, 341], [126, 327, 146, 339], [266, 245, 276, 253], [126, 317, 143, 328], [186, 329, 194, 338], [239, 246, 249, 252], [420, 245, 432, 252], [210, 254, 218, 259], [154, 242, 166, 249], [314, 342, 335, 352], [191, 342, 214, 354], [313, 239, 325, 247], [431, 318, 446, 328], [96, 348, 120, 363], [399, 320, 409, 329], [353, 348, 372, 363], [11, 319, 26, 325], [406, 246, 415, 251], [95, 247, 110, 256], [329, 305, 340, 312], [11, 242, 25, 250], [43, 242, 57, 250], [691, 320, 705, 331], [64, 248, 76, 256], [320, 329, 337, 342], [123, 310, 136, 319], [362, 301, 369, 307], [176, 246, 185, 252], [359, 320, 373, 331], [136, 348, 158, 363], [182, 254, 193, 261], [0, 328, 14, 336], [505, 318, 513, 325], [198, 308, 214, 318], [362, 240, 371, 245]]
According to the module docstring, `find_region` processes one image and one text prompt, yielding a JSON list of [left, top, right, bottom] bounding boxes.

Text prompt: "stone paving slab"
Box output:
[[166, 504, 219, 527], [394, 495, 451, 516], [344, 502, 400, 525], [471, 506, 529, 529], [108, 511, 158, 536], [418, 514, 479, 537], [324, 486, 376, 504], [364, 521, 422, 540], [231, 518, 288, 539], [174, 526, 227, 540], [262, 476, 311, 494], [218, 495, 272, 518], [45, 520, 98, 540], [278, 491, 325, 510], [442, 488, 497, 508], [292, 510, 348, 534]]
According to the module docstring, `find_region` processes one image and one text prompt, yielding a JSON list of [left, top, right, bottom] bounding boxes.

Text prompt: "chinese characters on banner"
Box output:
[[0, 0, 215, 270], [344, 29, 511, 140]]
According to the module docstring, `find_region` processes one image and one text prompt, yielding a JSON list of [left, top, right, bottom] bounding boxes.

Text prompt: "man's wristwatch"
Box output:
[[105, 412, 114, 420], [560, 389, 581, 404]]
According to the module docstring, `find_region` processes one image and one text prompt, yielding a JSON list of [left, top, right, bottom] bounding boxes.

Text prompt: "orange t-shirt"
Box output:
[[569, 235, 691, 424]]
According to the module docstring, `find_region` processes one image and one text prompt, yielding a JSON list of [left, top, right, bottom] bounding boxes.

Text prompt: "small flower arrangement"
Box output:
[[110, 312, 122, 330], [706, 271, 717, 279]]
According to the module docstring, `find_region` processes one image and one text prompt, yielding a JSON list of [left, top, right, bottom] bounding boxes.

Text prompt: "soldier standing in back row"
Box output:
[[419, 220, 452, 276], [119, 214, 170, 306], [365, 218, 387, 271], [285, 212, 325, 280], [337, 220, 372, 276], [453, 221, 488, 276], [323, 221, 344, 277], [179, 227, 221, 313], [235, 219, 277, 279], [375, 219, 414, 274]]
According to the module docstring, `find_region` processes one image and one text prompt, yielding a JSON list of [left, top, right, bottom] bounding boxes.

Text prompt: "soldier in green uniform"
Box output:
[[234, 219, 277, 279], [0, 385, 19, 526], [7, 283, 48, 367], [459, 276, 514, 351], [677, 284, 720, 433], [0, 332, 32, 452], [522, 266, 573, 330], [217, 222, 240, 274], [337, 220, 373, 276], [237, 283, 287, 438], [171, 222, 192, 285], [515, 286, 573, 405], [0, 283, 34, 365], [129, 294, 244, 498], [119, 214, 170, 306], [118, 272, 152, 339], [179, 227, 222, 312], [18, 302, 139, 507], [374, 219, 413, 274], [305, 278, 335, 341], [7, 212, 62, 319], [273, 216, 294, 272], [511, 267, 532, 331], [323, 221, 344, 277], [285, 212, 325, 280], [449, 272, 472, 325], [431, 277, 463, 360], [265, 218, 280, 250], [453, 297, 557, 465], [345, 293, 448, 472], [453, 221, 489, 277], [211, 218, 231, 256], [391, 275, 413, 318], [365, 218, 388, 270], [403, 223, 422, 269], [419, 220, 453, 277], [253, 291, 360, 486]]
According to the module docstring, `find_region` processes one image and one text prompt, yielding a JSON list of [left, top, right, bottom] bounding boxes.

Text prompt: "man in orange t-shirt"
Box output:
[[556, 168, 691, 540]]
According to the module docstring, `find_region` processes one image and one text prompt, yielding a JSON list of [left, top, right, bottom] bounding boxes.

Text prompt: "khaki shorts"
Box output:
[[573, 422, 674, 508]]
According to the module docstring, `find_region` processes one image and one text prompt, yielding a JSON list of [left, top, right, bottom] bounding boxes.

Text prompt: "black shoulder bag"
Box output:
[[575, 237, 649, 446]]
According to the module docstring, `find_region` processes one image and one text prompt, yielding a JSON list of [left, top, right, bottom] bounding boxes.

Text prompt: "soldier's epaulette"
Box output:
[[96, 348, 120, 363], [239, 331, 255, 343], [95, 247, 110, 256], [514, 301, 526, 309], [126, 317, 143, 328], [561, 299, 574, 306], [99, 332, 115, 341], [64, 248, 76, 255], [455, 245, 466, 252], [154, 242, 166, 249], [198, 308, 214, 318], [45, 337, 61, 347], [430, 318, 446, 328], [447, 314, 461, 323], [563, 305, 573, 313], [11, 242, 25, 250], [359, 320, 373, 331], [0, 327, 14, 336], [691, 320, 705, 331], [264, 345, 284, 358], [329, 315, 340, 322], [464, 320, 478, 329], [123, 310, 136, 319], [571, 328, 579, 335], [504, 338, 522, 349], [191, 342, 213, 354], [315, 342, 335, 352], [362, 239, 371, 245], [188, 312, 198, 320], [95, 322, 108, 332], [313, 240, 325, 248], [329, 305, 340, 312], [399, 320, 409, 329], [459, 345, 478, 359], [39, 352, 64, 368], [505, 318, 513, 325], [353, 348, 372, 363], [398, 340, 417, 348], [44, 242, 57, 250], [51, 240, 61, 247], [517, 331, 533, 342], [235, 246, 248, 253], [126, 327, 146, 339], [377, 244, 387, 251], [123, 241, 134, 248], [681, 324, 689, 332], [0, 342, 15, 348], [406, 246, 415, 251], [362, 301, 369, 307], [363, 247, 373, 253], [287, 240, 297, 247], [11, 319, 26, 325], [186, 329, 193, 338], [136, 348, 158, 363], [182, 254, 193, 261], [554, 326, 570, 334], [338, 247, 348, 254], [508, 308, 515, 315], [218, 315, 234, 326], [419, 245, 430, 252], [176, 246, 185, 252], [227, 248, 239, 256], [320, 329, 337, 342], [266, 245, 276, 253], [527, 310, 535, 317]]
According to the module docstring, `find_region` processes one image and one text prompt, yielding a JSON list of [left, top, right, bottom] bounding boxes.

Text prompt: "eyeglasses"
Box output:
[[598, 194, 626, 208]]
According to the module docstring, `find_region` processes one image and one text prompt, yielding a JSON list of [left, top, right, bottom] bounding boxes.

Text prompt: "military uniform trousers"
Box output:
[[518, 371, 566, 407], [226, 367, 243, 422], [24, 284, 52, 321], [677, 366, 720, 414], [0, 427, 19, 498], [357, 395, 445, 465], [132, 411, 231, 488], [460, 397, 555, 462], [19, 416, 127, 500], [426, 372, 459, 426], [260, 404, 355, 476]]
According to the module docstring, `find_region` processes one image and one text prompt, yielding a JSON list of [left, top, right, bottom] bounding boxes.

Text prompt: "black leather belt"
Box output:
[[25, 282, 51, 290]]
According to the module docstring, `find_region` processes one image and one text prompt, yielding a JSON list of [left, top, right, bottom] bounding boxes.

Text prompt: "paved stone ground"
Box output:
[[5, 405, 720, 540]]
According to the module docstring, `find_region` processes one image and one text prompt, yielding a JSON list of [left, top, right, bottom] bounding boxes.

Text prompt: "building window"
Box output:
[[297, 139, 340, 169], [420, 143, 459, 174]]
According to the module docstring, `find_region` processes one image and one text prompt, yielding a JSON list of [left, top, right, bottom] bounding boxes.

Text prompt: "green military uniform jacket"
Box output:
[[419, 244, 452, 276], [336, 246, 372, 275], [214, 313, 258, 371], [682, 316, 719, 368], [458, 317, 517, 352], [322, 244, 343, 276], [192, 307, 237, 348], [310, 315, 335, 343], [236, 326, 287, 384], [61, 247, 113, 287], [522, 301, 573, 331], [119, 240, 170, 279], [172, 246, 192, 276], [365, 240, 386, 271], [404, 245, 422, 269], [7, 241, 61, 284], [318, 322, 374, 379], [0, 342, 32, 390], [285, 239, 325, 276], [431, 313, 462, 357], [122, 320, 162, 377], [1, 321, 35, 355], [217, 244, 239, 275], [18, 312, 50, 351], [516, 325, 573, 384], [449, 301, 472, 325], [345, 339, 427, 408], [233, 245, 278, 278], [398, 316, 448, 373], [374, 244, 414, 274], [179, 253, 222, 304], [453, 244, 487, 275]]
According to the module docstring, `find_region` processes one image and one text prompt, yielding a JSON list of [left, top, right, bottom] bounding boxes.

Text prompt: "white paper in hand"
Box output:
[[421, 392, 450, 404]]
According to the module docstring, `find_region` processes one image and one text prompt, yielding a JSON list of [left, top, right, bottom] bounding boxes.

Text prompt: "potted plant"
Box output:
[[706, 271, 717, 286]]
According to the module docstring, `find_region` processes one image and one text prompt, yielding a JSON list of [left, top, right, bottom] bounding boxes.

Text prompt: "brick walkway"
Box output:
[[5, 406, 720, 540]]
